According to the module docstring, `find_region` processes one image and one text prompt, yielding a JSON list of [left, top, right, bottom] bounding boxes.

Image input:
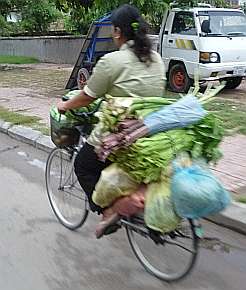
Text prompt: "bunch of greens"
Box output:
[[109, 129, 194, 183], [108, 113, 223, 183], [99, 84, 225, 183], [97, 95, 174, 133], [189, 114, 224, 162]]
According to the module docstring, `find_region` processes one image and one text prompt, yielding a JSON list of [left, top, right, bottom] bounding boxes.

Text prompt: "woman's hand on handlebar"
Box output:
[[57, 100, 68, 114], [57, 90, 95, 115]]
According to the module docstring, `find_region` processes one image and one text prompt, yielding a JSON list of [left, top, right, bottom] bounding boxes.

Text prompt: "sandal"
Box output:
[[95, 213, 121, 239]]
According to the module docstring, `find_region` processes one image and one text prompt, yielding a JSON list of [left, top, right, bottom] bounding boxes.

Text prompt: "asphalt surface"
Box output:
[[0, 133, 246, 290]]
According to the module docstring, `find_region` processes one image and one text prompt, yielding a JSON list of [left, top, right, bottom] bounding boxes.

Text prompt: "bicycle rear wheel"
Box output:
[[126, 216, 199, 282], [45, 147, 89, 230]]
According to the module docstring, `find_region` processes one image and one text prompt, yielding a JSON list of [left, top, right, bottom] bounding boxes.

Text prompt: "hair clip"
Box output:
[[131, 22, 139, 32]]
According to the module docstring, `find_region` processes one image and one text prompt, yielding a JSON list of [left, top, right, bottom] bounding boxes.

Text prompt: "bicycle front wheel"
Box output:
[[45, 147, 89, 230], [126, 217, 199, 282]]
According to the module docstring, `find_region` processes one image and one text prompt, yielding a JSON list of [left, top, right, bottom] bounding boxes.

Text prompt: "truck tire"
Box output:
[[168, 63, 191, 93], [221, 77, 243, 90]]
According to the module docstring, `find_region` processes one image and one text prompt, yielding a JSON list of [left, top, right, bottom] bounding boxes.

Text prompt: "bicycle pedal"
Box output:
[[104, 224, 121, 236], [148, 229, 163, 245], [168, 231, 177, 239]]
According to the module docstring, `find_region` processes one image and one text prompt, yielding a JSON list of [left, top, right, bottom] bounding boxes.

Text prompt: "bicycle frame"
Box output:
[[57, 129, 86, 188], [121, 217, 200, 249]]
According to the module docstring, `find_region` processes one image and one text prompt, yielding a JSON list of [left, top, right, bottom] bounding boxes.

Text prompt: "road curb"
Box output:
[[0, 119, 55, 152], [207, 202, 246, 235], [1, 118, 246, 235]]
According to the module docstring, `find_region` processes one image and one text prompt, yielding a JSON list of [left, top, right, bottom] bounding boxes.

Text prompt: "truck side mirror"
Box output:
[[201, 20, 211, 33]]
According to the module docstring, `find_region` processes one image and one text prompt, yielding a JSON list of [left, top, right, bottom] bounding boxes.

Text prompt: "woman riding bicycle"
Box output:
[[57, 4, 166, 238]]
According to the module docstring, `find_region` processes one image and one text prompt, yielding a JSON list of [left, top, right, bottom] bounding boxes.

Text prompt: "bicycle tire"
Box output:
[[45, 147, 89, 230], [126, 217, 199, 282]]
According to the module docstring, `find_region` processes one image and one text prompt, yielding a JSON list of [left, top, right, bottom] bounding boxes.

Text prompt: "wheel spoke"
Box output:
[[126, 218, 199, 281], [59, 188, 87, 201], [46, 147, 89, 230], [162, 239, 197, 254]]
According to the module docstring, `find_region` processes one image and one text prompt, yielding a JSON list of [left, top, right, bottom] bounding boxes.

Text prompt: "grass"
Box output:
[[166, 88, 246, 135], [0, 106, 49, 135], [0, 55, 39, 64], [236, 196, 246, 204], [204, 98, 246, 135]]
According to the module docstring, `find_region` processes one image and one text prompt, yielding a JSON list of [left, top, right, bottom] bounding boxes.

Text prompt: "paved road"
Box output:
[[0, 134, 246, 290]]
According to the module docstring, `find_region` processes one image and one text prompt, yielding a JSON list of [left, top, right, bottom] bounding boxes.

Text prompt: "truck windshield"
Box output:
[[198, 11, 246, 36]]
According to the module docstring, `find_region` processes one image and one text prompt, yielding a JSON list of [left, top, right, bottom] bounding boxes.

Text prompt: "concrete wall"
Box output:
[[0, 36, 85, 64], [0, 35, 159, 64]]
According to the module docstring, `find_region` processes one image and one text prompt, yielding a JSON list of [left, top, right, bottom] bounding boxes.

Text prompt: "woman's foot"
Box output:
[[95, 212, 121, 239], [111, 185, 146, 217]]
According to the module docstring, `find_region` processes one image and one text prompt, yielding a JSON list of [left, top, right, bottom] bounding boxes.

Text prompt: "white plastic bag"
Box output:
[[92, 164, 139, 208]]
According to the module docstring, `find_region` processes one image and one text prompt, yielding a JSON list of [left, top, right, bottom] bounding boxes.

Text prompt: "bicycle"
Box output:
[[45, 101, 201, 282]]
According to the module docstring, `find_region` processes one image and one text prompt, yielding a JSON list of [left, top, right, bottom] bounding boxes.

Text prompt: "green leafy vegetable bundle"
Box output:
[[97, 96, 174, 133], [98, 85, 225, 184], [108, 114, 224, 183]]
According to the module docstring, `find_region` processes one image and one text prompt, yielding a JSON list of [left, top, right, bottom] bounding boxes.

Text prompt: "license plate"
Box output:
[[233, 67, 245, 76]]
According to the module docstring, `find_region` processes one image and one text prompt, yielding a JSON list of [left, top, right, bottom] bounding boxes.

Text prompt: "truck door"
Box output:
[[162, 11, 200, 89]]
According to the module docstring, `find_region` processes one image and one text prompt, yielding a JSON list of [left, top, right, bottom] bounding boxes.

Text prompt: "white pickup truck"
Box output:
[[159, 6, 246, 92]]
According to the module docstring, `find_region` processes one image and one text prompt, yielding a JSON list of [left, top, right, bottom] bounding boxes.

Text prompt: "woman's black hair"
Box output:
[[111, 4, 152, 64]]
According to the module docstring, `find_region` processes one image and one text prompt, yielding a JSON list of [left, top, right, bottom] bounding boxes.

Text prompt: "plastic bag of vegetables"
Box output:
[[144, 178, 181, 233], [50, 91, 101, 146], [62, 90, 101, 124], [92, 164, 139, 208], [171, 156, 231, 219], [50, 106, 82, 147]]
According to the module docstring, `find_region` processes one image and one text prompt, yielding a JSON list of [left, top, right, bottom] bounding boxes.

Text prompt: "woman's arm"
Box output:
[[57, 90, 95, 112], [57, 56, 111, 113]]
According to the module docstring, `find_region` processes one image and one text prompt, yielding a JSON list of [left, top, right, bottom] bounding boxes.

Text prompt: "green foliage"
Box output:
[[0, 15, 12, 36], [0, 0, 12, 17], [95, 0, 170, 30], [0, 0, 62, 35], [171, 0, 228, 8], [0, 0, 26, 16], [57, 0, 170, 34], [54, 0, 93, 11], [241, 3, 246, 13], [0, 14, 23, 36], [64, 5, 105, 34], [62, 0, 230, 34], [20, 0, 61, 33], [210, 0, 230, 7]]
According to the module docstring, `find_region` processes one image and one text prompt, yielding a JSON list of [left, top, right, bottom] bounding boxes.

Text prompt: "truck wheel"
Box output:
[[168, 63, 191, 93], [221, 77, 243, 90]]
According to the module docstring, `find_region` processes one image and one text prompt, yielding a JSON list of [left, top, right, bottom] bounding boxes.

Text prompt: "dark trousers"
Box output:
[[74, 143, 111, 213]]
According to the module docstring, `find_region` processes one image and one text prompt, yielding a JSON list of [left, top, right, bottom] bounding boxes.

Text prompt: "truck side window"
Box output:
[[172, 12, 197, 35]]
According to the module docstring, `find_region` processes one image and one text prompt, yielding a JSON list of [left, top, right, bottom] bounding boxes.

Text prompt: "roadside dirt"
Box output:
[[218, 80, 246, 103], [0, 63, 72, 125], [0, 63, 246, 125], [0, 63, 245, 126], [0, 63, 246, 192]]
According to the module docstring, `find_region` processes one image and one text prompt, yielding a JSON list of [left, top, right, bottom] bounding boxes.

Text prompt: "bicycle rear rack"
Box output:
[[120, 217, 197, 249]]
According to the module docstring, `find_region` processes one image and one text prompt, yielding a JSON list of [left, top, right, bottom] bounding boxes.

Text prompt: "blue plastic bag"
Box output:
[[143, 95, 207, 136], [171, 161, 231, 219]]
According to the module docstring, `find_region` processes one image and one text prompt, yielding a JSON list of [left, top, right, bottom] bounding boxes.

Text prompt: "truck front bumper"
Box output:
[[195, 62, 246, 81]]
